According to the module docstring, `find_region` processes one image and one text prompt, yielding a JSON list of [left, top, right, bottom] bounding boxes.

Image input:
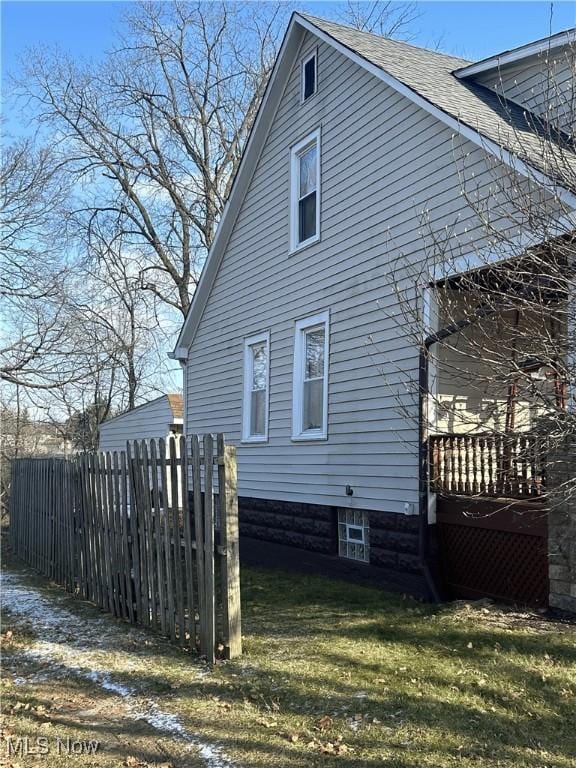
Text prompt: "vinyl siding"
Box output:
[[185, 31, 555, 514], [99, 397, 182, 453], [474, 47, 575, 134]]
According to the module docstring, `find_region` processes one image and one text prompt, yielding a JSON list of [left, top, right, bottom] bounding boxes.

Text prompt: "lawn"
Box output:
[[1, 548, 575, 768]]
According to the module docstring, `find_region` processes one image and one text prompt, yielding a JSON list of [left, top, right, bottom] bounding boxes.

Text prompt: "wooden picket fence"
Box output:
[[8, 435, 241, 663]]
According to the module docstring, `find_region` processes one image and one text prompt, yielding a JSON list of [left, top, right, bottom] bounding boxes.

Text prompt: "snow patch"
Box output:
[[2, 570, 235, 768]]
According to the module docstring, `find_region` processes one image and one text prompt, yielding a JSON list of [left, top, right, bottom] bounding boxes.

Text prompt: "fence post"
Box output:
[[218, 438, 242, 659]]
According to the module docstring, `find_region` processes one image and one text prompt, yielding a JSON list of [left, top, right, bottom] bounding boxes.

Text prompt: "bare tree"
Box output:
[[20, 1, 287, 317], [339, 1, 419, 38], [0, 139, 83, 390], [69, 218, 167, 410], [0, 139, 67, 300]]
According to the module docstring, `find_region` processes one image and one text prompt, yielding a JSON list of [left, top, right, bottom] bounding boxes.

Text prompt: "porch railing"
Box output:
[[430, 433, 548, 498]]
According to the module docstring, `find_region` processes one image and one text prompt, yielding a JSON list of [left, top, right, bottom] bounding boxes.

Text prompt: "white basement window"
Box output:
[[242, 332, 270, 442], [301, 50, 317, 101], [338, 510, 370, 562], [290, 129, 320, 251], [292, 312, 329, 440]]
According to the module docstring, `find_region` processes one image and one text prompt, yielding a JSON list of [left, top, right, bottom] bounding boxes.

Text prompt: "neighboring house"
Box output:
[[0, 408, 73, 458], [172, 16, 575, 608], [99, 395, 183, 453]]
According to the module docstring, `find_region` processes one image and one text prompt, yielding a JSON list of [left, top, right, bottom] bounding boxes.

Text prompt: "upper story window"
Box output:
[[242, 332, 270, 442], [301, 51, 317, 101], [292, 312, 329, 440], [290, 129, 321, 252]]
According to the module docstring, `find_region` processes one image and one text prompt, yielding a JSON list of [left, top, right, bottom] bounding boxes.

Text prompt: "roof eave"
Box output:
[[454, 27, 576, 79]]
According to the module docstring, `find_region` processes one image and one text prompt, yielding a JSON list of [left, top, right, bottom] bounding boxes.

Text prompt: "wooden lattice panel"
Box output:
[[437, 498, 549, 608]]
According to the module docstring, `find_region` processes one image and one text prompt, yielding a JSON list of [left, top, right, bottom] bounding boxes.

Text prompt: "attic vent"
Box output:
[[301, 51, 317, 101]]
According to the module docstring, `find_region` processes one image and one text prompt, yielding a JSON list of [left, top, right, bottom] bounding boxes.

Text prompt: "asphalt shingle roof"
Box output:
[[166, 393, 183, 421], [302, 15, 576, 194]]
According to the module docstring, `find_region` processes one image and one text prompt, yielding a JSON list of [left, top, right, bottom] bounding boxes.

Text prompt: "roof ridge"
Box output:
[[297, 12, 472, 66]]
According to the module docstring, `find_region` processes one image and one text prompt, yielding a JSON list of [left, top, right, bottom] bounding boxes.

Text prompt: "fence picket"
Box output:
[[158, 438, 176, 643], [104, 453, 119, 617], [126, 443, 143, 623], [188, 435, 203, 654], [149, 440, 166, 634], [180, 436, 196, 650], [168, 437, 185, 646], [140, 442, 158, 629]]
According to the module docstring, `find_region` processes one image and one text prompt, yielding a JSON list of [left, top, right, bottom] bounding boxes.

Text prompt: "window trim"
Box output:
[[242, 331, 270, 443], [292, 311, 329, 441], [345, 523, 365, 543], [300, 49, 318, 102], [289, 128, 321, 253]]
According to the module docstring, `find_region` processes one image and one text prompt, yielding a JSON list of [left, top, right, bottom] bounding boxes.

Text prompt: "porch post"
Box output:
[[568, 276, 576, 412], [422, 285, 439, 524]]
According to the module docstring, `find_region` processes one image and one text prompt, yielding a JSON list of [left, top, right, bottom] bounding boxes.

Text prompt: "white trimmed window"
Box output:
[[292, 312, 329, 440], [242, 332, 270, 442], [290, 129, 320, 251], [338, 510, 370, 562], [301, 50, 317, 101]]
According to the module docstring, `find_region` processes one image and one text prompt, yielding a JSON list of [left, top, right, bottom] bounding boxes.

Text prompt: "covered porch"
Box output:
[[424, 246, 574, 609]]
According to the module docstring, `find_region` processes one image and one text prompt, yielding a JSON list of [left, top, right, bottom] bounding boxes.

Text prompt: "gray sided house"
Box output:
[[174, 16, 576, 606], [99, 395, 183, 454]]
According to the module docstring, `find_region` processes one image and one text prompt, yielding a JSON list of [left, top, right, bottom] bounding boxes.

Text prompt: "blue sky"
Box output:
[[2, 1, 575, 78]]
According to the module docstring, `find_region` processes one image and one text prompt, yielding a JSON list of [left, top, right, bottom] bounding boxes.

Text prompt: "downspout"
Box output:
[[418, 304, 499, 602]]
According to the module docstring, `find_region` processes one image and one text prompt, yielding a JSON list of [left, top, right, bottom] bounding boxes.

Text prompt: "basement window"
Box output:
[[301, 50, 317, 101], [338, 510, 370, 562]]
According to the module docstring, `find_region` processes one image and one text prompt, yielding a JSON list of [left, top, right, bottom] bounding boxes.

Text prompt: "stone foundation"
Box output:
[[237, 497, 434, 598], [548, 436, 576, 613]]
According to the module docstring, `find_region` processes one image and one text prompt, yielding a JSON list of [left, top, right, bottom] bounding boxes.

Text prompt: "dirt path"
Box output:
[[1, 567, 235, 768]]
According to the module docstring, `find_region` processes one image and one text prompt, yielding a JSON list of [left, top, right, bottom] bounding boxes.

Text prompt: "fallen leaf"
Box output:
[[316, 715, 333, 731], [124, 758, 145, 768], [256, 718, 277, 728]]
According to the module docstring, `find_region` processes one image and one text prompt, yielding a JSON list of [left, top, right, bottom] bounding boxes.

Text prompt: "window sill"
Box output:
[[289, 235, 321, 257], [338, 555, 370, 565], [241, 437, 269, 445], [300, 90, 318, 106], [291, 432, 328, 442]]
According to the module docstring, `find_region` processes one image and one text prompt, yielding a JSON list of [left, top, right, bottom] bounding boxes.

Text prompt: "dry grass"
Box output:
[[1, 549, 575, 768]]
